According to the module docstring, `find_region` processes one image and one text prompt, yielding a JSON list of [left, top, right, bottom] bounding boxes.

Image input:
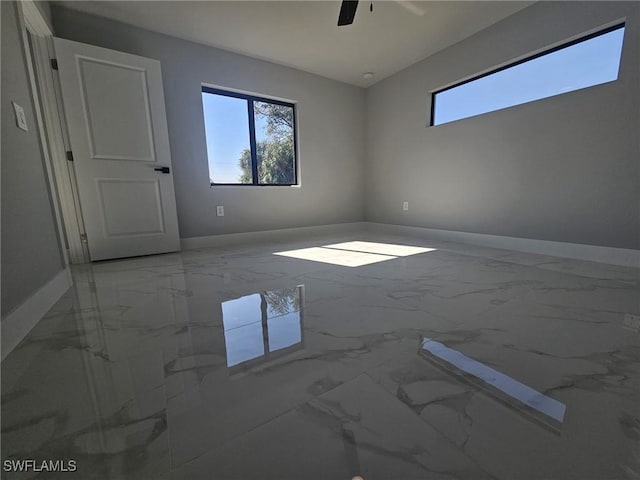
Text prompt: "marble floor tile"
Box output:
[[1, 232, 638, 479]]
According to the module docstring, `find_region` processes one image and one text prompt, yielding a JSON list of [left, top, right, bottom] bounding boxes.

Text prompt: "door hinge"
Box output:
[[66, 151, 74, 162], [51, 58, 58, 70]]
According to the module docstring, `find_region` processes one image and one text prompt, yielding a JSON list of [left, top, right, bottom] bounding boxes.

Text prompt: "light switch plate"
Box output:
[[216, 206, 225, 217], [12, 101, 28, 131]]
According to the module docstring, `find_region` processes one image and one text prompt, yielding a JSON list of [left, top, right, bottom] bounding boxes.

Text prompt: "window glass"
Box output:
[[254, 102, 296, 185], [202, 93, 252, 183], [432, 25, 625, 126]]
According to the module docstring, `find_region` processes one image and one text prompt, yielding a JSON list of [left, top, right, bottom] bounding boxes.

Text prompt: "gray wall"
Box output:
[[1, 1, 65, 317], [52, 6, 366, 239], [366, 1, 639, 250], [34, 1, 52, 28]]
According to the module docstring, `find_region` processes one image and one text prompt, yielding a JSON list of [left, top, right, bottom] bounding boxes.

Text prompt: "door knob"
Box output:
[[154, 166, 170, 174]]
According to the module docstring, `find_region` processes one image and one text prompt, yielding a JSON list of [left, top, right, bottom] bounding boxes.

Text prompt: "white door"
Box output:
[[53, 37, 180, 261]]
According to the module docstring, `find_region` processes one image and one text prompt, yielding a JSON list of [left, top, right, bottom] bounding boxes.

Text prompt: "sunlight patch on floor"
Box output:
[[274, 246, 395, 267], [324, 241, 436, 257], [274, 241, 436, 267]]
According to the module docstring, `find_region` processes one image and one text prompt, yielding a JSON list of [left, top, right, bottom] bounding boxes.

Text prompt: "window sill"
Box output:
[[210, 184, 301, 189]]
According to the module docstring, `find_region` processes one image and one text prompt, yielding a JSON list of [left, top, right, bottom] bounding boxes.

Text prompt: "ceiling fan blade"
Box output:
[[338, 0, 359, 26]]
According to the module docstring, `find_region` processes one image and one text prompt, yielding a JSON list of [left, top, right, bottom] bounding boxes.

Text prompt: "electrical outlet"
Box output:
[[12, 101, 28, 131], [216, 206, 225, 217], [402, 201, 409, 211]]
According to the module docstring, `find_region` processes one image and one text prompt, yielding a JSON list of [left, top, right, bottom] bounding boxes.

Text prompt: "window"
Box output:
[[431, 24, 625, 126], [202, 87, 297, 185]]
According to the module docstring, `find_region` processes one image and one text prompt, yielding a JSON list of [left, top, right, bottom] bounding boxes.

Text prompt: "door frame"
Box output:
[[20, 0, 89, 264]]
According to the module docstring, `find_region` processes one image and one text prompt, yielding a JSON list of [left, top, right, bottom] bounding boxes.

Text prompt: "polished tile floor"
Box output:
[[2, 231, 639, 479]]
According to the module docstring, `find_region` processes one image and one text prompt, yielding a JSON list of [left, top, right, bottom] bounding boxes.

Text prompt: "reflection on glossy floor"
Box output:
[[2, 232, 639, 479]]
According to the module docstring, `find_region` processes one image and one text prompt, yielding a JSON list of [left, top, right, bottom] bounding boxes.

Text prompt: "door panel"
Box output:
[[54, 37, 179, 261], [79, 59, 156, 161], [97, 179, 165, 236]]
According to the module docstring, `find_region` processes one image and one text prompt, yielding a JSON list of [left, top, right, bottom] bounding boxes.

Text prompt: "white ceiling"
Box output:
[[55, 1, 534, 87]]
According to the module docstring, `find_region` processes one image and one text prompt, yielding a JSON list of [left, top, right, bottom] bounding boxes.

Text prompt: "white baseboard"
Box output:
[[1, 269, 72, 361], [181, 222, 367, 250], [366, 223, 640, 268], [181, 220, 638, 267]]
